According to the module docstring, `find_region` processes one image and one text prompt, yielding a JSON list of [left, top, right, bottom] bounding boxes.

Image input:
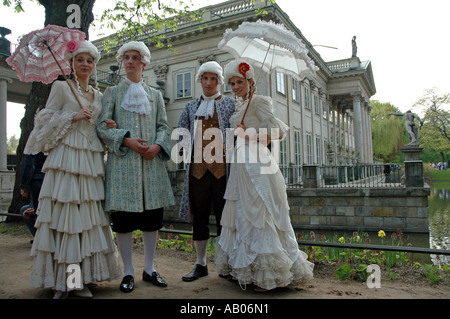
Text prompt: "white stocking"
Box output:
[[116, 232, 134, 277], [142, 231, 158, 274], [195, 239, 208, 266]]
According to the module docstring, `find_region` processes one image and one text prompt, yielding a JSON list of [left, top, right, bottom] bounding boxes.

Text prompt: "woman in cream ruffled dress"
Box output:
[[215, 60, 314, 292], [25, 40, 122, 298]]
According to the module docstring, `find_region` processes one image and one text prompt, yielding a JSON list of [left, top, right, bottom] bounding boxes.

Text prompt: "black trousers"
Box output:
[[189, 170, 226, 241], [110, 208, 164, 233]]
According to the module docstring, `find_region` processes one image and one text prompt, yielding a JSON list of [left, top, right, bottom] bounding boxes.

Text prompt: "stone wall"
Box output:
[[164, 186, 430, 233], [286, 187, 430, 233]]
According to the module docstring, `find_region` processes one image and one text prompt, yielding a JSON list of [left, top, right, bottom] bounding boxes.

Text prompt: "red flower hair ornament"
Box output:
[[238, 62, 250, 78]]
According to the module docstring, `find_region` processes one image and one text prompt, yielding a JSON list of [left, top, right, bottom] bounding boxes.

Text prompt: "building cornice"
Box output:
[[93, 1, 333, 78], [93, 0, 376, 99]]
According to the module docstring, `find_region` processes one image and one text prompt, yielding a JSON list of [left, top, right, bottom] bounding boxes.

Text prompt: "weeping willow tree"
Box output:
[[370, 100, 406, 162]]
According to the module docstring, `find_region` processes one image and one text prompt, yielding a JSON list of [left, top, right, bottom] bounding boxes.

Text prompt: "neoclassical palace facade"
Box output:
[[93, 0, 376, 172]]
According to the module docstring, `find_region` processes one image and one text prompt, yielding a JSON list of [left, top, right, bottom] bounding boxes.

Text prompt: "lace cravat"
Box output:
[[121, 78, 151, 115], [195, 91, 221, 119]]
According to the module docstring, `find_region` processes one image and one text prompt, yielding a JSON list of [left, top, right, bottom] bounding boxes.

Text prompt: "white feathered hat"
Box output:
[[195, 61, 224, 85], [224, 59, 255, 84], [64, 40, 100, 63], [117, 41, 151, 65]]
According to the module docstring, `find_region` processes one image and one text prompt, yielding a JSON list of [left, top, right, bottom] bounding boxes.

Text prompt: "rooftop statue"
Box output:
[[352, 35, 357, 57]]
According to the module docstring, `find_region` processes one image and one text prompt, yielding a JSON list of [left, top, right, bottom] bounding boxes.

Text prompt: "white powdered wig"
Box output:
[[195, 61, 224, 85], [117, 41, 151, 65]]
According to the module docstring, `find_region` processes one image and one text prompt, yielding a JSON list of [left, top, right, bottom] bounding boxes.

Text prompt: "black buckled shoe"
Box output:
[[143, 271, 168, 287], [119, 275, 134, 293], [182, 264, 208, 282]]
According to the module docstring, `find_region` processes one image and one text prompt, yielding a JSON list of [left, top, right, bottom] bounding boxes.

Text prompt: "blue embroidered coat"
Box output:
[[177, 96, 235, 221], [97, 79, 175, 212]]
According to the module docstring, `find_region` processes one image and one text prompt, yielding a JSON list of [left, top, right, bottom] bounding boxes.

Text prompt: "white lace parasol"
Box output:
[[218, 19, 319, 81]]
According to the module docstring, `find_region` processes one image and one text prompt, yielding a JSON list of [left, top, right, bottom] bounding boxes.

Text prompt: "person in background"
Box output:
[[20, 105, 47, 240], [20, 203, 35, 240]]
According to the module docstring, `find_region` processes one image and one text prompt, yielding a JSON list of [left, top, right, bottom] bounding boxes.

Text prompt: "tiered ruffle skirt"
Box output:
[[215, 149, 314, 291], [215, 200, 314, 290], [30, 131, 122, 292]]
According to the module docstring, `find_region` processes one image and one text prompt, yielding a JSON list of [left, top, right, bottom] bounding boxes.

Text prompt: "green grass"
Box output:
[[424, 169, 450, 181], [0, 222, 29, 234]]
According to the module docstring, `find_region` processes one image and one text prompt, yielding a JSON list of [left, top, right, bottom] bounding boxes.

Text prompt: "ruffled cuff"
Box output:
[[24, 109, 76, 154]]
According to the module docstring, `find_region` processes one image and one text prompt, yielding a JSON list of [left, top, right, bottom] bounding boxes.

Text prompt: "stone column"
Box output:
[[310, 82, 316, 164], [331, 102, 336, 147], [348, 113, 354, 150], [0, 76, 14, 219], [364, 100, 371, 163], [351, 92, 363, 162], [367, 104, 373, 163], [362, 101, 369, 163], [0, 76, 12, 171], [325, 94, 331, 144]]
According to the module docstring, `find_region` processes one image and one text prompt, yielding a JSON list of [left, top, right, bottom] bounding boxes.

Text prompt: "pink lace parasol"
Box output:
[[6, 24, 86, 84]]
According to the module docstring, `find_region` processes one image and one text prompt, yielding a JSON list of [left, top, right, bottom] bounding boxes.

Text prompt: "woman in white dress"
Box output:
[[215, 60, 314, 292], [25, 40, 122, 298]]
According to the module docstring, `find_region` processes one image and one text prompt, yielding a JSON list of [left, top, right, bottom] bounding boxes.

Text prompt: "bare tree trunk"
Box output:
[[440, 151, 446, 163], [6, 0, 95, 220]]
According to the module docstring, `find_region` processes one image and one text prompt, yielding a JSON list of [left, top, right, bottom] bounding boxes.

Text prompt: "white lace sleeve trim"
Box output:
[[24, 109, 76, 154]]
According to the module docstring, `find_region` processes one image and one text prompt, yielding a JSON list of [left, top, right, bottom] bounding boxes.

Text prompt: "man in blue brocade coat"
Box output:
[[177, 61, 235, 282]]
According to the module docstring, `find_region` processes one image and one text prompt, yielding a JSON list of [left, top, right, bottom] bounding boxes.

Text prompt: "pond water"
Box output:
[[428, 181, 450, 265]]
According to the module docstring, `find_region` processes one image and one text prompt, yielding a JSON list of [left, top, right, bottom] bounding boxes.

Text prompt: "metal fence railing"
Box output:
[[158, 227, 450, 256]]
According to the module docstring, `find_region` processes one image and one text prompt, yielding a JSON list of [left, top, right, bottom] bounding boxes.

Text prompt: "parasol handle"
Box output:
[[240, 43, 270, 125], [47, 46, 85, 110], [240, 86, 255, 125]]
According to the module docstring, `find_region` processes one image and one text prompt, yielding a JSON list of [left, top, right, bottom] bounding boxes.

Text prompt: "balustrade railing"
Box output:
[[90, 69, 121, 85], [317, 163, 403, 188], [327, 61, 351, 71], [168, 163, 405, 190]]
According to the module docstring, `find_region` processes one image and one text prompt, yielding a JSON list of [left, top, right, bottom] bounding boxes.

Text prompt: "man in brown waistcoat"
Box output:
[[177, 61, 235, 281]]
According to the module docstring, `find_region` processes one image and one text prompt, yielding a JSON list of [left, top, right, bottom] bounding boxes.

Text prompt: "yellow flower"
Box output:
[[338, 237, 345, 243], [378, 230, 386, 238], [355, 236, 360, 242]]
